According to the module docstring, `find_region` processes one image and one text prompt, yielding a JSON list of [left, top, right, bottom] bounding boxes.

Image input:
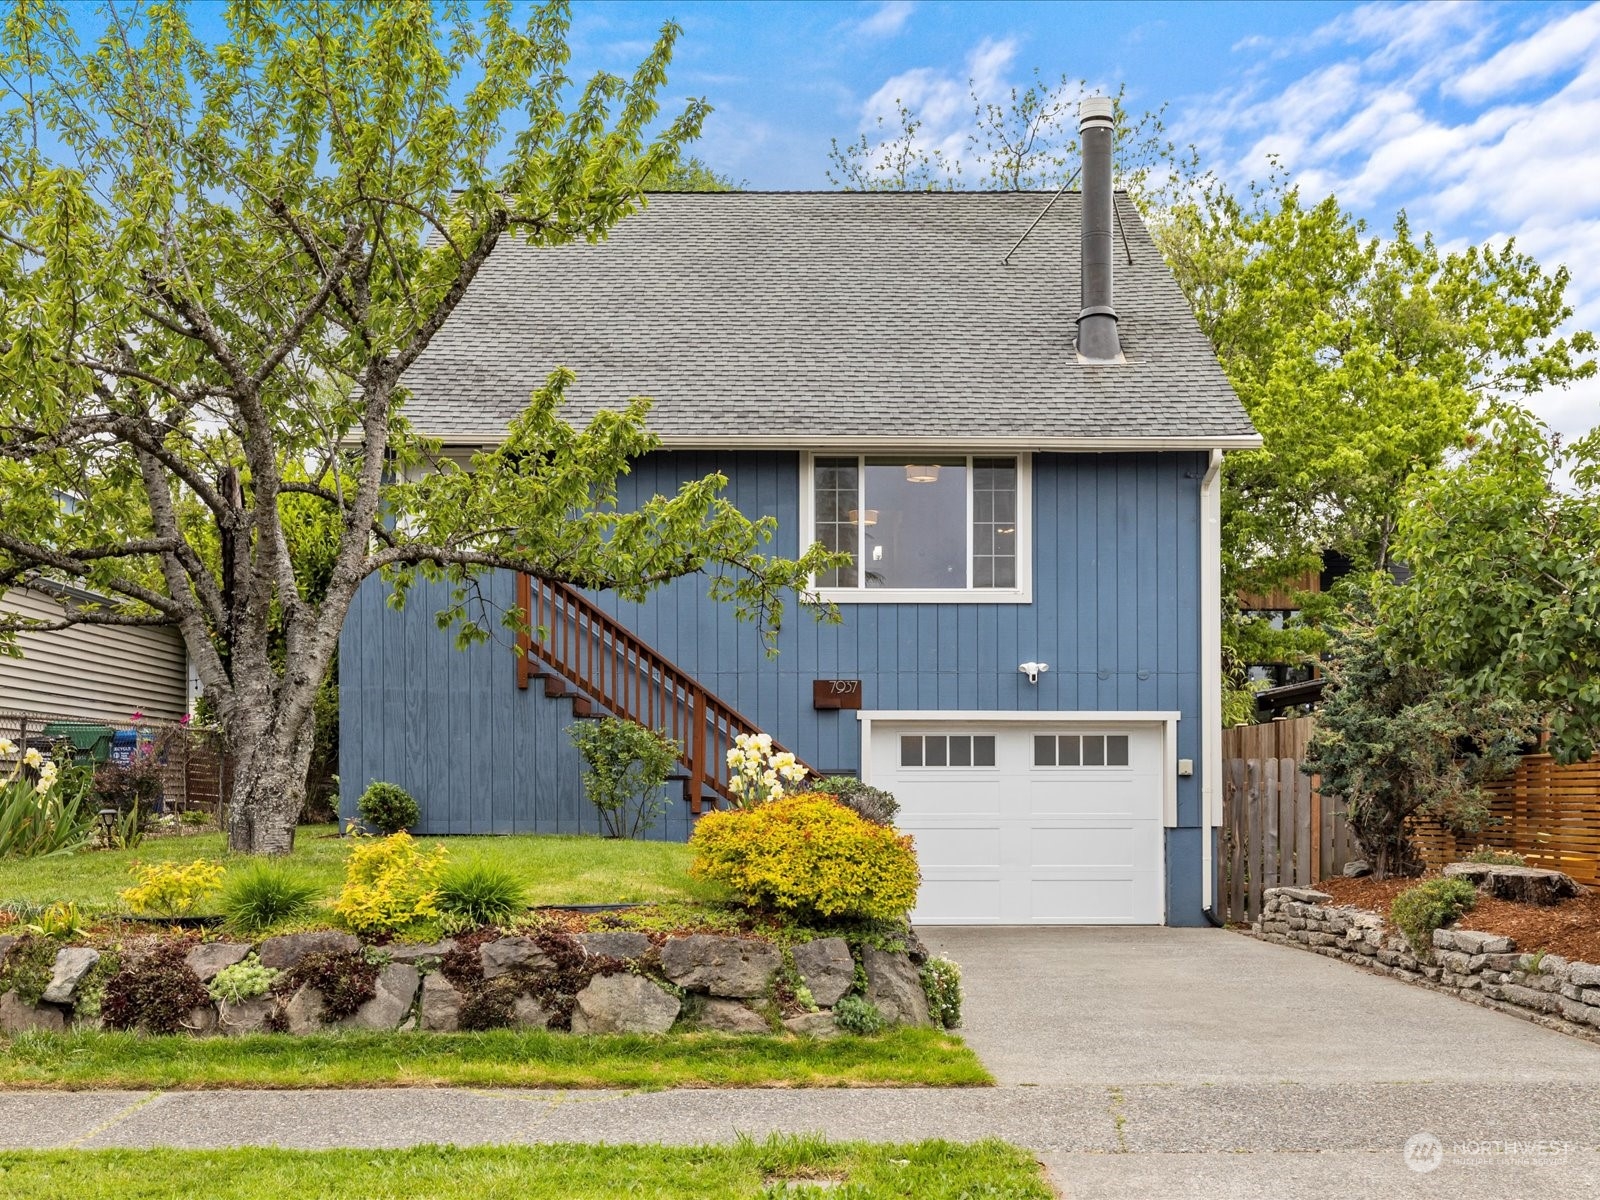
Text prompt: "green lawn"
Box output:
[[0, 826, 724, 910], [0, 1027, 992, 1090], [0, 1138, 1051, 1199]]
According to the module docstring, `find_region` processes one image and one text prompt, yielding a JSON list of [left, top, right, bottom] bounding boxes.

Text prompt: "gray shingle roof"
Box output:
[[400, 191, 1258, 446]]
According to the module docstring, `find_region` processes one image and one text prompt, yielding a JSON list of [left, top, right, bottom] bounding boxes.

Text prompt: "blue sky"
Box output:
[[564, 0, 1600, 440]]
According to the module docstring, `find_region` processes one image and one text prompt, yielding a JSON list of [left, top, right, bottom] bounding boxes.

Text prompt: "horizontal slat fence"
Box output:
[[1222, 718, 1600, 924]]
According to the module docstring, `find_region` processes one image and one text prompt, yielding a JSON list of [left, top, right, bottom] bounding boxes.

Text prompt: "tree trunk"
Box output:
[[226, 717, 316, 854]]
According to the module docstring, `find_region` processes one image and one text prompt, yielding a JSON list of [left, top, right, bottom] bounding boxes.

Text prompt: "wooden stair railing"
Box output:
[[514, 573, 815, 813]]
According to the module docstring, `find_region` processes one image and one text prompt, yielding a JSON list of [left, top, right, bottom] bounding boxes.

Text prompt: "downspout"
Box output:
[[1201, 449, 1224, 926]]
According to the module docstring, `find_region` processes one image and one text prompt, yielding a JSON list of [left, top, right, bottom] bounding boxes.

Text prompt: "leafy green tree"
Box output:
[[0, 1, 841, 854], [645, 154, 740, 191], [1391, 404, 1600, 764], [1160, 177, 1595, 665], [1303, 589, 1538, 879]]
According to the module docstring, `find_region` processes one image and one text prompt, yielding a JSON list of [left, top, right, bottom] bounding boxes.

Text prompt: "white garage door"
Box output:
[[870, 721, 1167, 925]]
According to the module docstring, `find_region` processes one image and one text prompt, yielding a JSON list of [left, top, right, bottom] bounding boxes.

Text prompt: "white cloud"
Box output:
[[1186, 1, 1600, 440], [854, 1, 915, 39], [858, 36, 1018, 167]]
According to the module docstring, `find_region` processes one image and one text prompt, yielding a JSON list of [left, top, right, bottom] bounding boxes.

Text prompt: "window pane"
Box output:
[[900, 736, 922, 767], [1083, 735, 1106, 767], [814, 458, 859, 587], [974, 736, 996, 767], [863, 458, 967, 588], [972, 456, 1018, 591], [1107, 735, 1130, 766], [1058, 735, 1080, 766], [924, 735, 948, 766], [949, 735, 972, 767], [1033, 735, 1056, 767]]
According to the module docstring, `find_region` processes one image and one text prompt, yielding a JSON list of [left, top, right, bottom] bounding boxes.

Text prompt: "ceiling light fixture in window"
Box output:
[[905, 464, 941, 483], [847, 508, 879, 526]]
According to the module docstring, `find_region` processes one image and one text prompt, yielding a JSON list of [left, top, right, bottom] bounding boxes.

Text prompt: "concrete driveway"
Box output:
[[924, 926, 1600, 1198]]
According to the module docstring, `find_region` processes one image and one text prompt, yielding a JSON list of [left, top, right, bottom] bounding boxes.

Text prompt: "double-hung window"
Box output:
[[805, 454, 1030, 602]]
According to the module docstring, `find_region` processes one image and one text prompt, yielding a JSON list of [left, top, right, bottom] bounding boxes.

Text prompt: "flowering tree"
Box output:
[[725, 732, 809, 807]]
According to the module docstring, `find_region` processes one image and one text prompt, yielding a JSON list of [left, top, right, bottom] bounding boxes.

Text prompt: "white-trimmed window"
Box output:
[[803, 453, 1031, 603]]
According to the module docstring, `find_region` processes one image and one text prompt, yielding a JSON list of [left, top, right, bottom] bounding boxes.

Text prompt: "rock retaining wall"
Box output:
[[1255, 886, 1600, 1043], [0, 929, 937, 1039]]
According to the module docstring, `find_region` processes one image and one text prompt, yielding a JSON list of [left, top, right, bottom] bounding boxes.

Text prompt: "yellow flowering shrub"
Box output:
[[690, 793, 919, 921], [332, 830, 447, 936], [120, 858, 225, 917]]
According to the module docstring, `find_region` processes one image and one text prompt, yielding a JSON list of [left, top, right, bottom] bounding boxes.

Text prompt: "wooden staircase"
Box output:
[[514, 574, 814, 813]]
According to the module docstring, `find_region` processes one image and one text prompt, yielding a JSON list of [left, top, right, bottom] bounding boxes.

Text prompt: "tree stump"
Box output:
[[1442, 862, 1585, 905]]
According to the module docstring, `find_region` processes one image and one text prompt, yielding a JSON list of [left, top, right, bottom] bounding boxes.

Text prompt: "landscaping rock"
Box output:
[[183, 1004, 219, 1036], [792, 937, 854, 1007], [1442, 862, 1585, 905], [862, 946, 932, 1027], [569, 973, 680, 1034], [217, 997, 275, 1036], [0, 990, 64, 1035], [42, 947, 100, 1005], [281, 984, 327, 1034], [385, 940, 456, 964], [259, 931, 359, 970], [660, 935, 780, 998], [341, 963, 420, 1031], [185, 942, 253, 983], [1342, 860, 1372, 878], [1264, 887, 1332, 904], [0, 935, 16, 967], [1568, 962, 1600, 989], [480, 936, 553, 979], [418, 972, 463, 1032], [783, 1011, 840, 1038], [511, 993, 553, 1029], [1433, 928, 1515, 955], [696, 998, 771, 1034], [576, 931, 651, 962]]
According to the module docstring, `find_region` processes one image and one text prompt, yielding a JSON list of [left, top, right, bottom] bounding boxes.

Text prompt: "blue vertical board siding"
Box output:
[[339, 449, 1209, 912]]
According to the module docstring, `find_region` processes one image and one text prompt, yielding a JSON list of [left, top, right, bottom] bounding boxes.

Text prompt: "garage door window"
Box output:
[[1033, 733, 1130, 768], [901, 734, 997, 768]]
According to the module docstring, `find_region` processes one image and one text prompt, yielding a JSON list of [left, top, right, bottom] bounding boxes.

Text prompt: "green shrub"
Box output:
[[568, 717, 682, 839], [102, 942, 210, 1034], [332, 831, 446, 936], [690, 793, 920, 922], [1462, 846, 1527, 866], [810, 776, 899, 826], [207, 954, 280, 1004], [919, 955, 962, 1029], [831, 994, 886, 1035], [219, 861, 321, 933], [357, 781, 420, 834], [1390, 877, 1479, 957], [436, 861, 528, 928], [120, 858, 225, 917]]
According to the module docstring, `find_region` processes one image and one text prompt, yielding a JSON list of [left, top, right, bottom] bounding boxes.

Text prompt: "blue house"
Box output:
[[341, 103, 1259, 926]]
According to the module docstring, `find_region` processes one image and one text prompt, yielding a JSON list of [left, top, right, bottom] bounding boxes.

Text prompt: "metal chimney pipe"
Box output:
[[1077, 96, 1122, 363]]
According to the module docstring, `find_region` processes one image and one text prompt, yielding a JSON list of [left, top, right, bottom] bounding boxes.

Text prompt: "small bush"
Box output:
[[0, 933, 59, 1006], [832, 994, 887, 1035], [810, 776, 899, 826], [207, 954, 280, 1004], [919, 955, 962, 1029], [436, 861, 527, 928], [219, 861, 321, 933], [333, 831, 446, 937], [273, 949, 379, 1022], [120, 858, 225, 917], [568, 717, 682, 838], [102, 941, 210, 1034], [357, 781, 420, 834], [1462, 846, 1527, 866], [1390, 877, 1479, 957], [690, 793, 920, 921]]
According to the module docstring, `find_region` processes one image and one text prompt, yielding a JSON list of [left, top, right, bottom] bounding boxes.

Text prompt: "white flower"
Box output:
[[22, 747, 44, 769], [36, 762, 58, 795], [726, 748, 744, 767], [0, 738, 16, 757]]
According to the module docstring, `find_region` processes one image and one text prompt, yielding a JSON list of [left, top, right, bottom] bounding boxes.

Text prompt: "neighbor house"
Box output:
[[340, 101, 1260, 926]]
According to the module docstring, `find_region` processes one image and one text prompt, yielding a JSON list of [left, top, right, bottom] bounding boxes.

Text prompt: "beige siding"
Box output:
[[0, 587, 188, 723]]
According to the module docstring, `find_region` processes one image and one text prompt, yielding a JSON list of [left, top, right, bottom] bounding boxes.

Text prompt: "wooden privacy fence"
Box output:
[[1220, 716, 1600, 924]]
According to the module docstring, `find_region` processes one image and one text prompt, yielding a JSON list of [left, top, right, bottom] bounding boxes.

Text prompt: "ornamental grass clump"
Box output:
[[219, 861, 321, 933], [690, 793, 919, 922], [436, 861, 528, 928], [333, 830, 447, 936]]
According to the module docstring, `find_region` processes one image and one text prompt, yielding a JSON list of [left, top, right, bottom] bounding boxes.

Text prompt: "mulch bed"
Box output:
[[1319, 873, 1600, 964]]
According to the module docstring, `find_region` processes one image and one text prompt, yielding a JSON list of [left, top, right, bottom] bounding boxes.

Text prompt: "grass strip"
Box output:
[[0, 1137, 1051, 1199], [0, 1026, 992, 1090]]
